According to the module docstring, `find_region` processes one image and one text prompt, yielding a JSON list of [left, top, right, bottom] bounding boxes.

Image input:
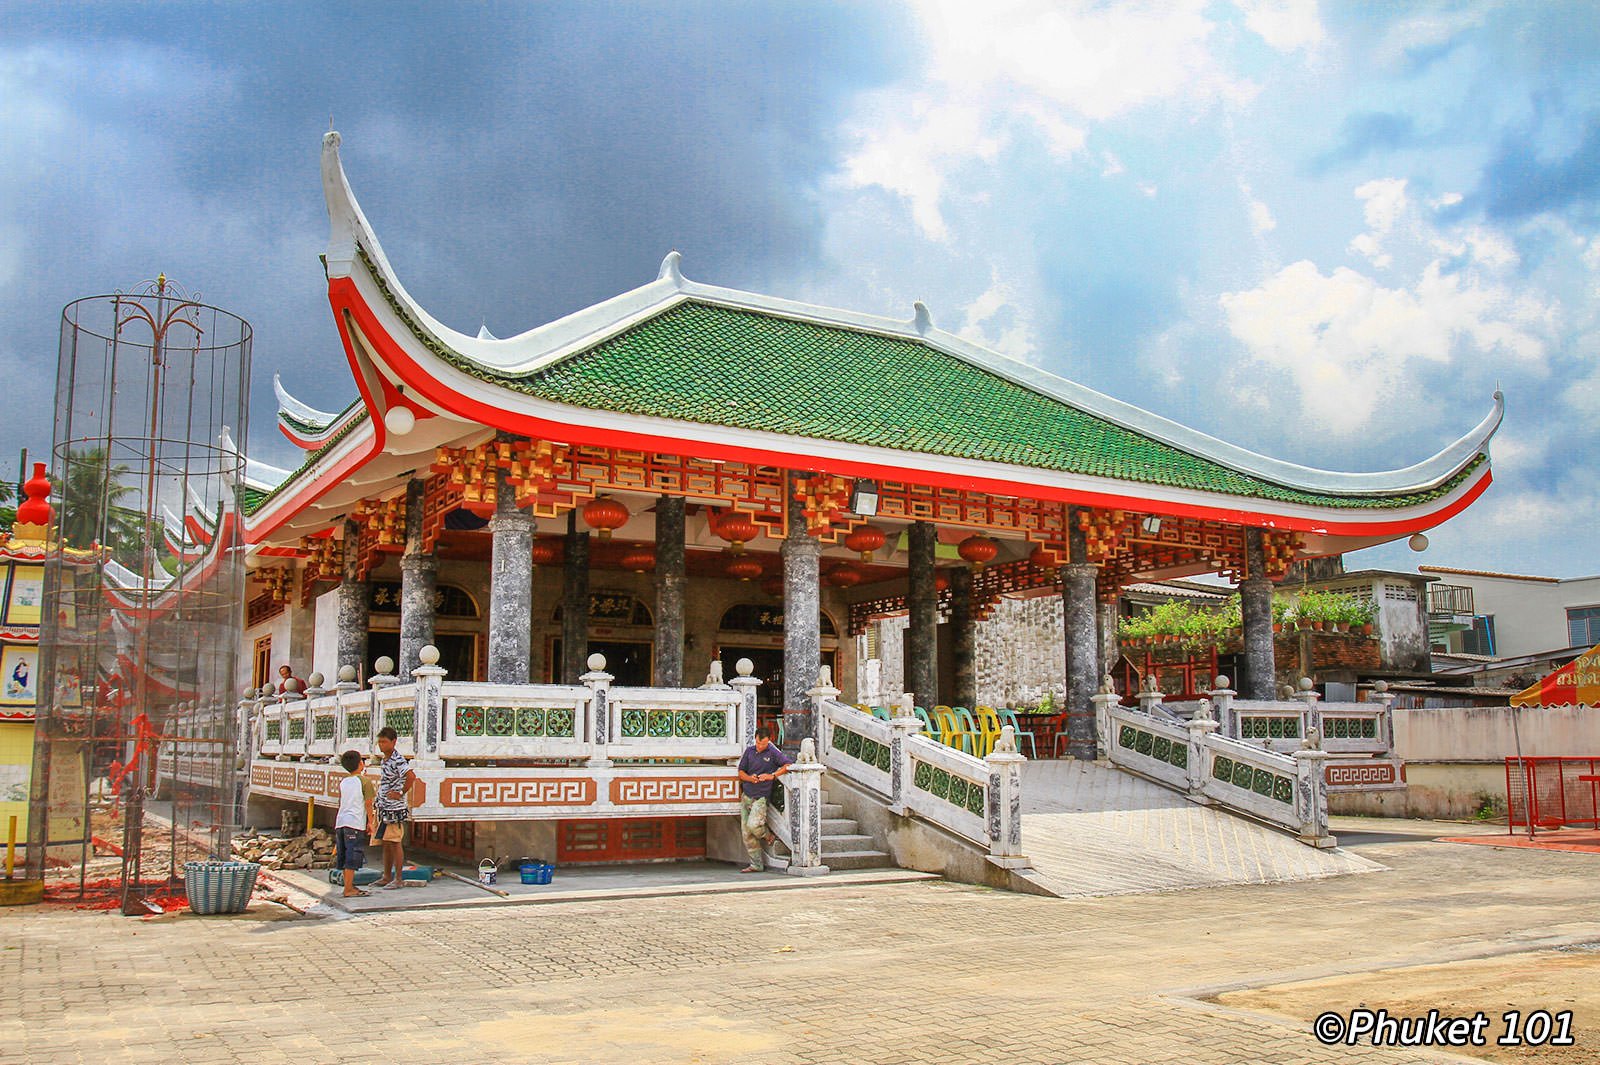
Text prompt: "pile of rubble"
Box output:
[[231, 827, 335, 869]]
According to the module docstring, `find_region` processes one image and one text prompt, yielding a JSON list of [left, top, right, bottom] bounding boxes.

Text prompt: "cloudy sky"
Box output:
[[3, 2, 1597, 576]]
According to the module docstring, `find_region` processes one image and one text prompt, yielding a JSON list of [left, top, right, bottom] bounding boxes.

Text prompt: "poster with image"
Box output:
[[0, 646, 39, 706], [5, 565, 43, 626]]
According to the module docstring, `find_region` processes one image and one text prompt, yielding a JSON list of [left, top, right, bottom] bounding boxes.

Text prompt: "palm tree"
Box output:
[[58, 447, 146, 564]]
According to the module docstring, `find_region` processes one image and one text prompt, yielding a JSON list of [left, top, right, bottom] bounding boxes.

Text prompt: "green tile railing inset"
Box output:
[[618, 708, 727, 741], [287, 718, 305, 740], [1239, 716, 1301, 740], [345, 712, 370, 737], [911, 757, 986, 818], [454, 705, 580, 739], [264, 720, 281, 741], [384, 708, 415, 736], [1210, 755, 1292, 805], [1324, 717, 1378, 740], [833, 725, 891, 774], [314, 717, 335, 740], [1117, 722, 1188, 770]]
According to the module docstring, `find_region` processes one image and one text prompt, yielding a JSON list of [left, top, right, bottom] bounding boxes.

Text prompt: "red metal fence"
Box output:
[[1505, 757, 1600, 829]]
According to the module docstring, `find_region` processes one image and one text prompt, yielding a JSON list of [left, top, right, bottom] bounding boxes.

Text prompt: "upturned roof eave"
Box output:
[[316, 129, 1499, 505]]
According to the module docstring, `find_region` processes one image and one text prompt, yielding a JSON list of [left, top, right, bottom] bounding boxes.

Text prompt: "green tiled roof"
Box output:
[[245, 409, 370, 516], [351, 246, 1477, 511]]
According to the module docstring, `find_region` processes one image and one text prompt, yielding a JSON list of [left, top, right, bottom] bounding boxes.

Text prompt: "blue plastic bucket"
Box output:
[[520, 861, 554, 885]]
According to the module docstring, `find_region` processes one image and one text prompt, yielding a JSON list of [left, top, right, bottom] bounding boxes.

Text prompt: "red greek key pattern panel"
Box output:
[[609, 776, 740, 805], [1325, 762, 1398, 788], [439, 776, 597, 808]]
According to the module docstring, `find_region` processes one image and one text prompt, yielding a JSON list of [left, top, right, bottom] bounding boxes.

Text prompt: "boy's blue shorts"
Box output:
[[334, 826, 367, 870]]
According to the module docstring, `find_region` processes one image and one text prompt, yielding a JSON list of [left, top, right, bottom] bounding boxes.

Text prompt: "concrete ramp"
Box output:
[[1021, 760, 1381, 897]]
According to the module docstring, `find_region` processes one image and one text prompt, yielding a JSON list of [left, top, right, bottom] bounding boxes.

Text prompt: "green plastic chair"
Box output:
[[995, 708, 1038, 758], [912, 706, 939, 739], [869, 706, 891, 722]]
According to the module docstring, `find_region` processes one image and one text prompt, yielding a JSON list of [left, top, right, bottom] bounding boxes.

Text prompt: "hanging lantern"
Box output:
[[713, 510, 761, 555], [824, 564, 862, 588], [760, 575, 785, 598], [725, 556, 763, 582], [842, 523, 887, 561], [619, 546, 656, 573], [934, 570, 950, 593], [958, 534, 999, 569], [529, 540, 561, 566], [582, 496, 629, 540], [1029, 543, 1059, 570]]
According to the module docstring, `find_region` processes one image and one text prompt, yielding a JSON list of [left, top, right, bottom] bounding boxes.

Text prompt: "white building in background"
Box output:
[[1421, 565, 1600, 679]]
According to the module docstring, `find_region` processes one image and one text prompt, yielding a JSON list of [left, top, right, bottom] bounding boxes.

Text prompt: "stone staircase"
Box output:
[[767, 791, 894, 872]]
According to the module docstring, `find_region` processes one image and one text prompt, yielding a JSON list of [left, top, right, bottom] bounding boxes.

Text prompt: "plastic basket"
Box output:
[[184, 861, 261, 915], [520, 861, 555, 886]]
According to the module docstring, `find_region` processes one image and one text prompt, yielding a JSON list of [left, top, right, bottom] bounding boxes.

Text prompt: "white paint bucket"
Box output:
[[478, 858, 497, 886]]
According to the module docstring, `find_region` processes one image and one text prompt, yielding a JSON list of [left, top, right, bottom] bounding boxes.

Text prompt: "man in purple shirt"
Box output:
[[735, 728, 792, 872]]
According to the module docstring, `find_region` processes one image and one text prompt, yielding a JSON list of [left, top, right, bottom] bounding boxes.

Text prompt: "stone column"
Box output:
[[487, 468, 533, 684], [397, 478, 437, 680], [1240, 529, 1277, 700], [654, 495, 686, 686], [336, 517, 369, 682], [561, 510, 591, 683], [949, 565, 976, 709], [781, 473, 821, 743], [1060, 511, 1098, 760], [906, 521, 939, 709]]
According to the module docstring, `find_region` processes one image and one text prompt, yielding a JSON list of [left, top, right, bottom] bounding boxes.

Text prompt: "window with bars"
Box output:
[[1568, 606, 1600, 647]]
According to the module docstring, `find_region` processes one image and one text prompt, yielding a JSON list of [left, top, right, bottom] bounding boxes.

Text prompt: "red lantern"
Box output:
[[725, 556, 763, 582], [1029, 543, 1059, 570], [529, 540, 561, 566], [934, 570, 950, 593], [582, 496, 629, 540], [842, 523, 886, 561], [824, 564, 862, 588], [619, 546, 656, 573], [760, 575, 785, 598], [713, 510, 760, 554], [958, 534, 998, 569]]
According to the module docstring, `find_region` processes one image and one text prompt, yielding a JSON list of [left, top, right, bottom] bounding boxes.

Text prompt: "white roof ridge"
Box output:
[[274, 373, 339, 426], [319, 131, 1502, 498]]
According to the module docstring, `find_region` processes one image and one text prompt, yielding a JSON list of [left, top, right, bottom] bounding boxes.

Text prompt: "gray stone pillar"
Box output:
[[1240, 528, 1276, 700], [397, 478, 437, 680], [487, 468, 533, 684], [1061, 511, 1098, 759], [949, 564, 975, 708], [654, 495, 686, 686], [561, 510, 591, 683], [907, 521, 939, 708], [781, 473, 821, 743], [336, 517, 369, 682]]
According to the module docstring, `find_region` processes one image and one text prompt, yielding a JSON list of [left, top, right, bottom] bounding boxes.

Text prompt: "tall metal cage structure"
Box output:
[[26, 277, 251, 913]]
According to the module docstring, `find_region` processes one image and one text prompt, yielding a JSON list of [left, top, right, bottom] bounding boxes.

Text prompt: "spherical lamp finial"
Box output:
[[419, 645, 441, 666], [736, 657, 754, 677], [587, 652, 607, 672], [374, 656, 395, 676], [338, 665, 357, 683]]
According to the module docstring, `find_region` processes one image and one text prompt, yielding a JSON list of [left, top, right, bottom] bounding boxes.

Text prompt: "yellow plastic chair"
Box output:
[[934, 705, 980, 755], [973, 706, 1005, 757]]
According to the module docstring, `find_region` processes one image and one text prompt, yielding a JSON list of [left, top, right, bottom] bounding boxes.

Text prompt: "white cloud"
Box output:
[[956, 270, 1039, 361], [1235, 0, 1325, 53], [1221, 185, 1554, 436], [1241, 183, 1277, 235], [834, 0, 1257, 240]]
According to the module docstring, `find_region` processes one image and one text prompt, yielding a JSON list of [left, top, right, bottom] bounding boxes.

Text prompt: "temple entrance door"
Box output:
[[550, 638, 653, 686], [366, 631, 479, 681]]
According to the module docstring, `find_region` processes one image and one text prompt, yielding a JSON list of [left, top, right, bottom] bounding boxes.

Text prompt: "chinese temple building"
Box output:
[[231, 133, 1499, 867]]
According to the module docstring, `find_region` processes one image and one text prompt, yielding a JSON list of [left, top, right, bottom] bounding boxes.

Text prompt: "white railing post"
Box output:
[[1292, 677, 1321, 739], [581, 652, 614, 768], [411, 645, 447, 759], [369, 656, 408, 755], [1091, 675, 1120, 759], [728, 657, 761, 750], [805, 665, 841, 743], [1293, 728, 1337, 847], [240, 688, 261, 761], [1207, 675, 1236, 738], [333, 665, 362, 750], [1137, 674, 1165, 717], [984, 725, 1027, 864], [782, 738, 829, 876], [1185, 699, 1220, 802], [1370, 679, 1396, 756], [886, 693, 922, 814]]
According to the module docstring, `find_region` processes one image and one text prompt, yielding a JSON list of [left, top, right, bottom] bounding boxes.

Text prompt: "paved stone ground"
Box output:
[[2, 818, 1596, 1064], [1021, 760, 1380, 895]]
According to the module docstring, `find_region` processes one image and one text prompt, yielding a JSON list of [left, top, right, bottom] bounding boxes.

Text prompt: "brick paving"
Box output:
[[2, 820, 1596, 1063]]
